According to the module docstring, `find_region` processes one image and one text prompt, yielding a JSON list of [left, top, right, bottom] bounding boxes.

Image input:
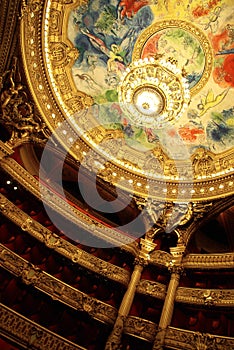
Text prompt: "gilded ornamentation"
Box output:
[[105, 315, 126, 350], [176, 287, 234, 307], [192, 148, 216, 177], [0, 304, 86, 349], [19, 0, 234, 201], [136, 280, 166, 300], [50, 43, 79, 67], [183, 252, 234, 269], [124, 316, 158, 342], [0, 192, 130, 285], [149, 250, 172, 267], [0, 57, 49, 146], [165, 327, 234, 350], [0, 140, 14, 158], [0, 244, 118, 325]]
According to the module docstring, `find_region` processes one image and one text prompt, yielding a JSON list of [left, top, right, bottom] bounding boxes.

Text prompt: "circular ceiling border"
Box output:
[[20, 0, 234, 202]]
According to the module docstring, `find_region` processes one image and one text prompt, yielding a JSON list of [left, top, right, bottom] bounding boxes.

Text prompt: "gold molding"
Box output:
[[0, 192, 130, 285], [0, 304, 87, 350], [136, 279, 166, 300], [124, 316, 158, 342], [183, 253, 234, 269], [0, 244, 118, 325], [165, 327, 234, 350], [176, 286, 234, 307]]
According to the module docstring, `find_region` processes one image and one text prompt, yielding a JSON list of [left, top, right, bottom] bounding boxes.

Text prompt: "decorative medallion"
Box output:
[[118, 57, 190, 128]]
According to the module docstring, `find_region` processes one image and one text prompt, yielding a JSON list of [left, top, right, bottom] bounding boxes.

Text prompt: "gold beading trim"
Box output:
[[183, 253, 234, 269]]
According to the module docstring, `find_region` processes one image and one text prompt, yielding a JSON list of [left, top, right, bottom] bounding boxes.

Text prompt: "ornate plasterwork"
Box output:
[[183, 253, 234, 269], [0, 244, 118, 325], [124, 316, 158, 342], [176, 287, 234, 307], [19, 0, 234, 202], [0, 304, 87, 350], [0, 192, 130, 285], [136, 279, 166, 300], [165, 327, 234, 350]]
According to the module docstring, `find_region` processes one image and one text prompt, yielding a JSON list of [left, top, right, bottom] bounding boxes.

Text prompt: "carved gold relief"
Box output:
[[124, 316, 158, 342], [0, 191, 130, 285], [0, 304, 86, 350], [165, 327, 234, 350], [0, 244, 118, 325], [176, 287, 234, 307]]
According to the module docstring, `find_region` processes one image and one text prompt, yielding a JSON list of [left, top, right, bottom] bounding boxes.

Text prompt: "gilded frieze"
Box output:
[[165, 327, 234, 350], [0, 192, 130, 285], [0, 304, 87, 350], [0, 244, 118, 325], [136, 280, 166, 300], [176, 287, 234, 307], [124, 316, 158, 342]]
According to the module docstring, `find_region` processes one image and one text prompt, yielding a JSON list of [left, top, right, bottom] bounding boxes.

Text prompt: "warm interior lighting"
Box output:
[[118, 57, 190, 129]]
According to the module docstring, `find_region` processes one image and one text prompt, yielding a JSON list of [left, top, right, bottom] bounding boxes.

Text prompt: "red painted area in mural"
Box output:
[[178, 126, 205, 142], [211, 27, 234, 88], [142, 33, 162, 58], [119, 0, 149, 19], [192, 0, 221, 18]]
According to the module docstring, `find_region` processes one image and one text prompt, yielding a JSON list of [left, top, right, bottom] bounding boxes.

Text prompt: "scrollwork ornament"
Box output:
[[192, 332, 219, 350], [0, 57, 49, 146]]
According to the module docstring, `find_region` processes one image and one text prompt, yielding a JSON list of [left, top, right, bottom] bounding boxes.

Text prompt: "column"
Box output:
[[153, 244, 185, 350], [104, 238, 156, 350]]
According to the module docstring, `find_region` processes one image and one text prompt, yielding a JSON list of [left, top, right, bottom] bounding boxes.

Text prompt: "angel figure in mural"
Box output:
[[197, 89, 229, 117], [80, 29, 124, 72]]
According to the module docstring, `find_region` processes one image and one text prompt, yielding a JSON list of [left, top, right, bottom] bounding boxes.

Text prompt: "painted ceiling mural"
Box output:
[[67, 0, 234, 155]]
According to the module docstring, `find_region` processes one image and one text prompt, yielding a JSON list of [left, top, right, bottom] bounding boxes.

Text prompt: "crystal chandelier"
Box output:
[[118, 56, 190, 129]]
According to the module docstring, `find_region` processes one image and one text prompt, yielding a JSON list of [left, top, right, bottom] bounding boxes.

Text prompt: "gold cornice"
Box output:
[[0, 244, 118, 325], [0, 304, 87, 350], [0, 192, 130, 285], [0, 0, 20, 74], [183, 253, 234, 269]]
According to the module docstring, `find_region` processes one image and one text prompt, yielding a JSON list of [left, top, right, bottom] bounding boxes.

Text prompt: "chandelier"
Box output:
[[118, 56, 190, 129]]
